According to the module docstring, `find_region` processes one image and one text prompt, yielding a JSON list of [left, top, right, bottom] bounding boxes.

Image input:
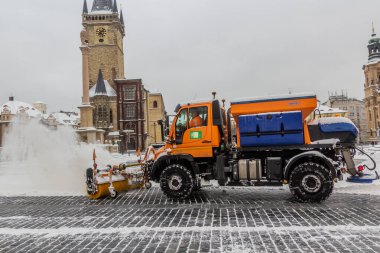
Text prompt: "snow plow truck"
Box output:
[[147, 93, 362, 202]]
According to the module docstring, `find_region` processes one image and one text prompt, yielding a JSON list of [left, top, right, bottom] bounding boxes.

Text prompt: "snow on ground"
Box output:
[[334, 145, 380, 195]]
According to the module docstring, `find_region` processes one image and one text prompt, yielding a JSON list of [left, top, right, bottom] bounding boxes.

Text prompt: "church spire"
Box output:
[[372, 21, 376, 37], [94, 69, 107, 95], [113, 0, 118, 13], [120, 8, 124, 26], [82, 0, 88, 14], [92, 0, 113, 12]]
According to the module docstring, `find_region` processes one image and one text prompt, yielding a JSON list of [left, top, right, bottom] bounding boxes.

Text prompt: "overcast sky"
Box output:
[[0, 0, 379, 113]]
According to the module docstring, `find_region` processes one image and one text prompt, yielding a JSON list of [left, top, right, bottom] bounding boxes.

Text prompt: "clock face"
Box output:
[[96, 27, 107, 38]]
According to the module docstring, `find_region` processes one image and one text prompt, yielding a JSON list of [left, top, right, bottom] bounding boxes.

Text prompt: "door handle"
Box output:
[[202, 140, 212, 143]]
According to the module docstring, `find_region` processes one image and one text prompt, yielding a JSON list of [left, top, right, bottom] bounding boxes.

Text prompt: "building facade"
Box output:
[[324, 94, 368, 143], [363, 26, 380, 142], [115, 79, 149, 151], [147, 93, 166, 144], [78, 0, 124, 144], [0, 97, 43, 147], [81, 0, 125, 90], [78, 0, 166, 149]]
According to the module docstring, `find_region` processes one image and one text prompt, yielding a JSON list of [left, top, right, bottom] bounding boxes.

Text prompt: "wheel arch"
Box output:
[[150, 154, 199, 182], [284, 151, 337, 180]]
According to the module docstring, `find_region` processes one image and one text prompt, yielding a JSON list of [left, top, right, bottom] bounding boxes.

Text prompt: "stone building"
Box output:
[[33, 102, 47, 114], [81, 0, 125, 89], [77, 0, 124, 143], [0, 97, 42, 146], [78, 0, 166, 149], [147, 93, 166, 144], [363, 25, 380, 142], [115, 79, 150, 151], [324, 93, 368, 143]]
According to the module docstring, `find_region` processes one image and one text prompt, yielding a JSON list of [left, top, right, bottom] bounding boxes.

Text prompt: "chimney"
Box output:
[[9, 96, 14, 101]]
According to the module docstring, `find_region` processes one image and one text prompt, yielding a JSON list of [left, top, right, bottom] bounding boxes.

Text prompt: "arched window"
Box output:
[[153, 101, 158, 108], [102, 105, 107, 122], [110, 109, 113, 123]]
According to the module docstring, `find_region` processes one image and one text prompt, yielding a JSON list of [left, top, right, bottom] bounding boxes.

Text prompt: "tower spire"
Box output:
[[113, 0, 118, 13], [372, 21, 376, 37], [120, 8, 124, 26], [82, 0, 88, 14], [95, 69, 107, 95], [92, 0, 113, 12]]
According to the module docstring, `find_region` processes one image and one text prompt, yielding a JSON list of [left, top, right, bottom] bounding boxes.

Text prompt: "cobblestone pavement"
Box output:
[[0, 186, 380, 252]]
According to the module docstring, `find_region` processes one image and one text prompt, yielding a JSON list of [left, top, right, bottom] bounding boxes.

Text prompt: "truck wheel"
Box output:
[[160, 164, 194, 200], [289, 162, 333, 203], [218, 179, 226, 186]]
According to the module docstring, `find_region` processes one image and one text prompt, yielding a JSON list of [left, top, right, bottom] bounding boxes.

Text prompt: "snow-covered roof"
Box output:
[[108, 131, 120, 136], [231, 93, 316, 104], [317, 105, 347, 114], [90, 10, 113, 14], [368, 58, 380, 65], [89, 80, 116, 97], [33, 101, 46, 104], [51, 112, 79, 126], [1, 100, 42, 117]]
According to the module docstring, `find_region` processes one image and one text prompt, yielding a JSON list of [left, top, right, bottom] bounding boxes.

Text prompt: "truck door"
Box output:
[[173, 105, 213, 158]]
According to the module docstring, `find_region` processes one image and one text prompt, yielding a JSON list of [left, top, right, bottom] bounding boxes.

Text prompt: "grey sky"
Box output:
[[0, 0, 379, 113]]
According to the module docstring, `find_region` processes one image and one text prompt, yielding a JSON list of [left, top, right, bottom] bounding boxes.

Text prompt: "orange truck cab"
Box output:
[[150, 93, 361, 203]]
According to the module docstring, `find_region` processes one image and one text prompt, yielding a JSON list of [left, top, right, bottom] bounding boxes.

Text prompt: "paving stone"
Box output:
[[0, 186, 379, 252]]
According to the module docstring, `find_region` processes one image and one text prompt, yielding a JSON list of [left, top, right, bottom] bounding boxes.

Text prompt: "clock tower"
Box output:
[[81, 0, 125, 89], [78, 0, 125, 144]]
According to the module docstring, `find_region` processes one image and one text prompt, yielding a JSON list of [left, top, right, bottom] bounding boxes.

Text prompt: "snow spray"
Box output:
[[0, 119, 118, 196]]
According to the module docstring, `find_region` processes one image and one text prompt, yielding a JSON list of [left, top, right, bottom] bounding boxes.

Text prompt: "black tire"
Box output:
[[289, 162, 334, 203], [218, 179, 226, 186], [193, 177, 202, 191], [160, 164, 194, 200]]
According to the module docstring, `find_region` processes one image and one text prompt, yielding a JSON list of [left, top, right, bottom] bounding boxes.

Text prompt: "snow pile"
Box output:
[[0, 119, 138, 196]]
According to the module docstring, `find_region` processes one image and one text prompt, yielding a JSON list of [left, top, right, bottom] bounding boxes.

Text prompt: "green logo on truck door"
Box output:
[[190, 131, 202, 139]]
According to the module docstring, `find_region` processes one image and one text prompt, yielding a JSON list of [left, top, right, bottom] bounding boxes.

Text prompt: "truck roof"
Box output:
[[231, 93, 316, 105]]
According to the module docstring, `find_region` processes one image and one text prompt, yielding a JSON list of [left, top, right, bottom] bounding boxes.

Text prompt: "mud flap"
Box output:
[[341, 149, 357, 175], [216, 155, 226, 185]]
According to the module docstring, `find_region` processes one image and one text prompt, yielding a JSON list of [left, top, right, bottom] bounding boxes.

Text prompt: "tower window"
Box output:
[[99, 39, 104, 43], [153, 101, 158, 108]]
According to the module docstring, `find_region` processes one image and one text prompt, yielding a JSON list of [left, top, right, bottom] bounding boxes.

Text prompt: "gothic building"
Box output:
[[115, 79, 149, 151], [78, 0, 166, 150], [363, 25, 380, 142]]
